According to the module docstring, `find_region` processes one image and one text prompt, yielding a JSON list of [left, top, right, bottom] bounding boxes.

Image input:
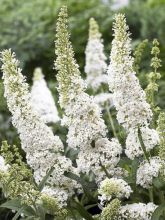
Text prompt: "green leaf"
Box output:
[[0, 199, 22, 210], [38, 166, 55, 191], [153, 177, 165, 190], [64, 171, 96, 190], [0, 199, 36, 217], [85, 204, 97, 210], [64, 171, 97, 201], [35, 205, 46, 220], [151, 203, 165, 220], [73, 201, 94, 220], [12, 207, 25, 220]]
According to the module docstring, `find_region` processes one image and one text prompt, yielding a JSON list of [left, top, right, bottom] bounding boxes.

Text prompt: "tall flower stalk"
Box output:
[[145, 39, 161, 128], [107, 14, 159, 160], [85, 17, 117, 138], [1, 49, 77, 206], [55, 6, 122, 182]]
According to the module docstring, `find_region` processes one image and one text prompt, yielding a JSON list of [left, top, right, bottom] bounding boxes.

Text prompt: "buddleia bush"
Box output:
[[0, 5, 165, 220]]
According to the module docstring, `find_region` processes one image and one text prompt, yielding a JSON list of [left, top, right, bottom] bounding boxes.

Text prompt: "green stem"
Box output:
[[138, 127, 150, 162], [149, 187, 154, 203], [159, 191, 164, 203], [105, 102, 118, 139], [100, 87, 118, 139], [100, 160, 111, 178]]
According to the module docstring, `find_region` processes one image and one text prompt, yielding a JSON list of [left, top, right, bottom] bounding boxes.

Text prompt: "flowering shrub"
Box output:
[[0, 5, 164, 220]]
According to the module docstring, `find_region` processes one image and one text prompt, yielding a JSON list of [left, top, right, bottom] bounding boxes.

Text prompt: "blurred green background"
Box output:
[[0, 0, 164, 146]]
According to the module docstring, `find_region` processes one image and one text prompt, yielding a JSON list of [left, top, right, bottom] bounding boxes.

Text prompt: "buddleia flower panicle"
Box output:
[[55, 6, 122, 183], [98, 178, 132, 205], [133, 39, 148, 73], [1, 49, 78, 206], [0, 141, 39, 206], [31, 67, 60, 123], [55, 5, 85, 109], [85, 18, 108, 90], [145, 39, 161, 125], [107, 14, 159, 159], [0, 141, 67, 217]]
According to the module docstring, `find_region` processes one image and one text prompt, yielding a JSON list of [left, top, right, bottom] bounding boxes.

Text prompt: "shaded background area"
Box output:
[[0, 0, 164, 145]]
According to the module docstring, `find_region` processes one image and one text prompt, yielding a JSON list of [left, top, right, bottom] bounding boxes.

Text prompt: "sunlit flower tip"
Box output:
[[89, 17, 101, 40], [55, 6, 84, 108]]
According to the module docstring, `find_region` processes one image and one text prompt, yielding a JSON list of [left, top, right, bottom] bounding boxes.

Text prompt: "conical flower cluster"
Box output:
[[55, 6, 122, 182], [85, 18, 108, 91], [31, 67, 60, 124], [107, 14, 159, 159], [1, 50, 78, 206]]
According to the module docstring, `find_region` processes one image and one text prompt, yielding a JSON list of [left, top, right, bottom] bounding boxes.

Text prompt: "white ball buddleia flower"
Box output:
[[107, 14, 159, 158], [119, 202, 158, 220], [31, 67, 60, 124], [55, 6, 122, 181], [85, 18, 108, 91], [1, 49, 78, 206], [98, 177, 132, 205], [136, 157, 162, 189]]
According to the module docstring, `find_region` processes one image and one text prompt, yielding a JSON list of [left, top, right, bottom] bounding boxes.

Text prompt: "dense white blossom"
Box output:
[[62, 92, 107, 149], [41, 186, 68, 208], [76, 138, 122, 182], [136, 157, 162, 189], [99, 177, 132, 205], [85, 18, 107, 90], [31, 67, 60, 123], [55, 7, 122, 182], [125, 127, 159, 159], [0, 156, 9, 172], [107, 14, 159, 158], [108, 14, 152, 129], [119, 202, 157, 220], [1, 49, 77, 205]]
